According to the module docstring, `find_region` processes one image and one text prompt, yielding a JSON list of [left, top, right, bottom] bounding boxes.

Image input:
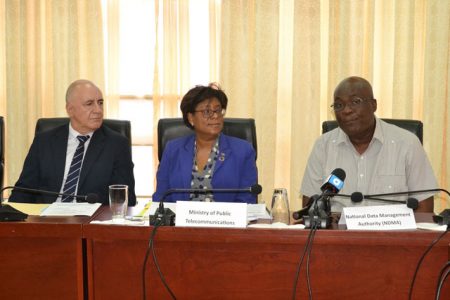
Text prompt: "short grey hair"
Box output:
[[65, 79, 99, 102]]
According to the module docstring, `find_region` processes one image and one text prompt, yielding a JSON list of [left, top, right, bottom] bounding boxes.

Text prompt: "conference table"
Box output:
[[84, 207, 450, 300], [1, 204, 449, 299], [0, 214, 93, 300]]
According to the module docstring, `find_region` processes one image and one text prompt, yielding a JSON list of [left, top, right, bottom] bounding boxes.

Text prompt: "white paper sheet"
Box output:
[[40, 202, 101, 216]]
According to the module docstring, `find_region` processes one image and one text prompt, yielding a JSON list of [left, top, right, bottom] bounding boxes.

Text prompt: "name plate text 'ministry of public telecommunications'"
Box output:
[[176, 201, 247, 228]]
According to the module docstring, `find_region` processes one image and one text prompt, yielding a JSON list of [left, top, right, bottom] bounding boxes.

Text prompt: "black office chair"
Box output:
[[0, 116, 4, 191], [157, 118, 257, 161], [35, 118, 132, 145], [322, 118, 423, 144]]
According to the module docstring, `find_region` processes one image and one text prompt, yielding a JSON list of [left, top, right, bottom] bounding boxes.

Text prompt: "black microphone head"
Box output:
[[406, 198, 419, 210], [321, 168, 346, 194], [292, 210, 302, 220], [331, 168, 346, 181], [351, 192, 363, 203], [85, 193, 99, 204], [251, 184, 262, 195]]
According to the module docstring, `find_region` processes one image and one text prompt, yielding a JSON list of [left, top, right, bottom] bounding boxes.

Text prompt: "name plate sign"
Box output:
[[342, 204, 416, 230], [176, 201, 247, 228]]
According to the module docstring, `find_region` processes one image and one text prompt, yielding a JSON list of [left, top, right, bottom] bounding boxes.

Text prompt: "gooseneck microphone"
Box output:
[[157, 185, 263, 196], [348, 192, 419, 210], [345, 188, 450, 224], [150, 184, 263, 226], [0, 186, 100, 222], [2, 186, 99, 203], [303, 168, 346, 229]]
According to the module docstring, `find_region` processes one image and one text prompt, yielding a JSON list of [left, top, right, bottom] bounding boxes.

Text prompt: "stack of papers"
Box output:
[[416, 222, 447, 231], [247, 204, 271, 221]]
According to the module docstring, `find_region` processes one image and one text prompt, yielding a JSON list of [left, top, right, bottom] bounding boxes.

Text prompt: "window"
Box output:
[[101, 0, 216, 198]]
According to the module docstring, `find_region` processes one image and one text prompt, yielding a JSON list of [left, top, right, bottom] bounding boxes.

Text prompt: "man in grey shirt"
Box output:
[[301, 76, 438, 213]]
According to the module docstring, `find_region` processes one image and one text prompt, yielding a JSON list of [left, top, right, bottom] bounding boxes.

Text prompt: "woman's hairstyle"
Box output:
[[180, 83, 228, 129]]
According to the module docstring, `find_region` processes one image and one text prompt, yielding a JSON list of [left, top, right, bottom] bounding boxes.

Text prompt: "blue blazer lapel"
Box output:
[[78, 127, 105, 187], [213, 134, 231, 175], [180, 135, 195, 188]]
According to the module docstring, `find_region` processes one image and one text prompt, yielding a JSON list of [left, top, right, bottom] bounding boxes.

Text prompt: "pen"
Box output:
[[134, 201, 152, 218]]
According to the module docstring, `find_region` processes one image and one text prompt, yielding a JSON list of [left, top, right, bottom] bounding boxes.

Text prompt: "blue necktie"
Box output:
[[62, 135, 90, 202]]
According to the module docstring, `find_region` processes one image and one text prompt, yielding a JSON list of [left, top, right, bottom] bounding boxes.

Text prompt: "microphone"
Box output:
[[348, 192, 419, 210], [3, 186, 100, 203], [0, 186, 32, 221], [150, 184, 263, 226], [303, 168, 346, 228], [1, 186, 100, 222], [320, 168, 346, 194], [345, 187, 450, 210], [0, 186, 99, 222], [155, 185, 263, 196]]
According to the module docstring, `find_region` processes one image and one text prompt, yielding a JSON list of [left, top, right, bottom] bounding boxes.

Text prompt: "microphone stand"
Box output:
[[0, 186, 28, 221], [0, 204, 27, 222], [149, 187, 212, 226], [304, 193, 331, 229], [149, 189, 176, 226]]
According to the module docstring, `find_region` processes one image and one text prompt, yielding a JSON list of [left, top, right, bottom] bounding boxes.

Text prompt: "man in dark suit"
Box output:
[[9, 79, 136, 205]]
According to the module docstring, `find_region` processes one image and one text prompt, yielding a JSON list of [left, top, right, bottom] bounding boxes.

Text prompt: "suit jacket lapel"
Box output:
[[213, 134, 230, 175], [51, 125, 69, 191], [78, 127, 105, 187], [181, 135, 195, 188]]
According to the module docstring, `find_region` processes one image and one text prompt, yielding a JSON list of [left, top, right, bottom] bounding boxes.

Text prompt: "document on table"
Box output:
[[247, 203, 271, 221], [40, 202, 101, 216]]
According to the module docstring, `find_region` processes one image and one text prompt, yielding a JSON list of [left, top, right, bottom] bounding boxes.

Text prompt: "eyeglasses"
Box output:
[[331, 97, 373, 112], [194, 108, 226, 119]]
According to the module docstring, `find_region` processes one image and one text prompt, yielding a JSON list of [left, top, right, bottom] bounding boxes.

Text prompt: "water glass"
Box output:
[[271, 188, 290, 224], [109, 184, 128, 222]]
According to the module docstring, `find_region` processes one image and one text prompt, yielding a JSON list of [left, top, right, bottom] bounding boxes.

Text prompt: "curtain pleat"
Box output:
[[2, 0, 104, 192], [220, 0, 450, 213]]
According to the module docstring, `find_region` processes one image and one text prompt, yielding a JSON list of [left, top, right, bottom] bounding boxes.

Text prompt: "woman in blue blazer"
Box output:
[[152, 83, 258, 204]]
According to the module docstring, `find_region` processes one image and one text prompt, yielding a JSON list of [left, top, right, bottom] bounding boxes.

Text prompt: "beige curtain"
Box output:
[[0, 0, 104, 190], [103, 0, 120, 117], [220, 0, 450, 213], [151, 0, 221, 174]]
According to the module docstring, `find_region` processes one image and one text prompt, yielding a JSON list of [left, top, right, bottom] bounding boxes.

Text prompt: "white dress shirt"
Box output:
[[56, 123, 93, 202]]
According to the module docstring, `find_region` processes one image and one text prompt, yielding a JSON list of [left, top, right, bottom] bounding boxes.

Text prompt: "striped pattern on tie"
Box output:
[[62, 135, 90, 202]]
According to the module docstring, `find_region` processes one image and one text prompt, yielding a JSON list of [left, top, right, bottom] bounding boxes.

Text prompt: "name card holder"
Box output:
[[176, 201, 247, 228], [342, 204, 416, 230]]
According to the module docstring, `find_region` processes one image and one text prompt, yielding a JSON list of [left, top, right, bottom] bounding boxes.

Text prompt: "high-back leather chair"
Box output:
[[157, 118, 257, 161], [322, 118, 423, 144], [35, 118, 132, 145], [0, 116, 4, 191]]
